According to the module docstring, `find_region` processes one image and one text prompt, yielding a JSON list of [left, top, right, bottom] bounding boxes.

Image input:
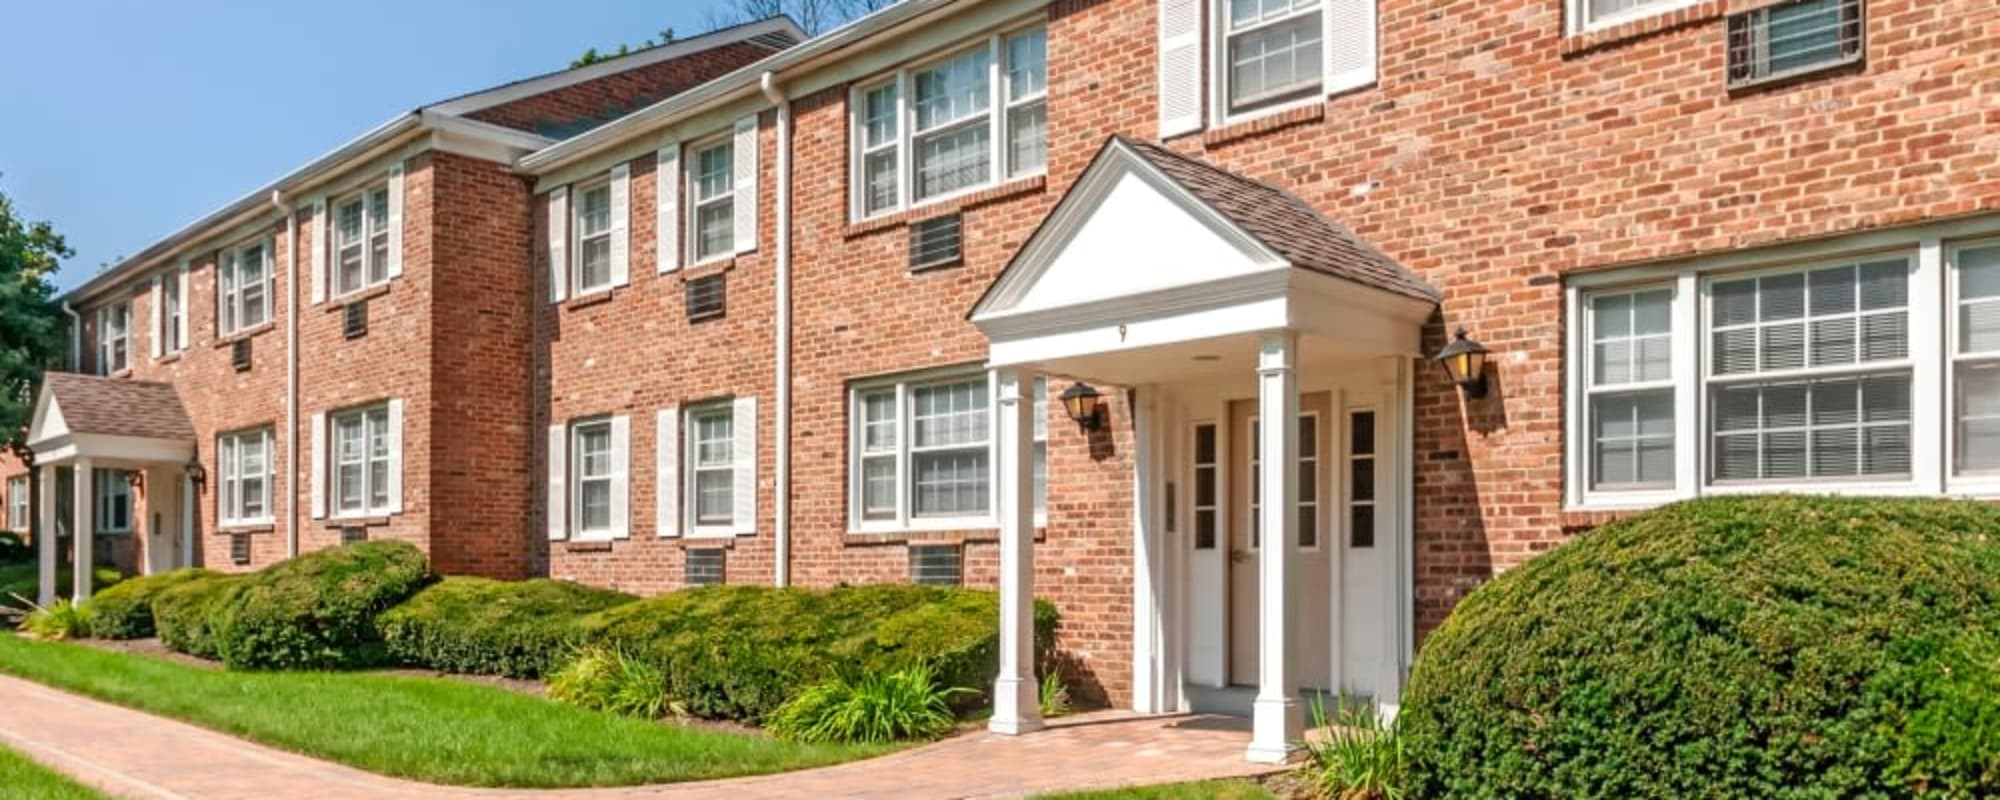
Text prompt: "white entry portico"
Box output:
[[971, 137, 1438, 762]]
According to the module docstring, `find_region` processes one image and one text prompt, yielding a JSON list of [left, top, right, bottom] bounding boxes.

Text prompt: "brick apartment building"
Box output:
[[13, 0, 2000, 762]]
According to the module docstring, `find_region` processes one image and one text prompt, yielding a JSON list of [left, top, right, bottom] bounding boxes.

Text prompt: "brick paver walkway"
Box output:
[[0, 673, 1282, 799]]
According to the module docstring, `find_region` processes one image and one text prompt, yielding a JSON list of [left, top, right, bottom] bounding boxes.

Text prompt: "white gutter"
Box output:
[[60, 302, 80, 372], [273, 189, 299, 559], [761, 71, 793, 588]]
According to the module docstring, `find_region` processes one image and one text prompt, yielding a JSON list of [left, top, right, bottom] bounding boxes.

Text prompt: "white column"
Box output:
[[1131, 385, 1160, 713], [36, 465, 56, 608], [1248, 332, 1302, 763], [989, 366, 1044, 735], [72, 459, 94, 603]]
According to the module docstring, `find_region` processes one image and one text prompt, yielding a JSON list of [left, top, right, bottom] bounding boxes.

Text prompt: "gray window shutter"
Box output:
[[657, 142, 681, 273], [732, 115, 759, 254], [1324, 0, 1378, 95], [387, 162, 406, 279], [609, 162, 631, 287], [1158, 0, 1203, 138], [731, 396, 758, 535], [547, 424, 568, 540], [548, 187, 570, 303], [386, 398, 405, 514], [609, 414, 631, 540], [310, 198, 328, 305], [657, 406, 680, 537], [309, 412, 327, 519]]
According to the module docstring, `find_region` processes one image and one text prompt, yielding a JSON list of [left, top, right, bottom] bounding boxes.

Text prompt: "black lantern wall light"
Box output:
[[1060, 382, 1106, 431], [1435, 327, 1491, 398]]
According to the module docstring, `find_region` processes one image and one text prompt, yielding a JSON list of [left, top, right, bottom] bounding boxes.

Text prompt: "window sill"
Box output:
[[1203, 102, 1327, 149], [155, 352, 184, 365], [680, 257, 735, 282], [323, 515, 393, 528], [844, 523, 1047, 546], [1561, 0, 1724, 57], [844, 174, 1046, 239], [214, 322, 276, 347], [217, 523, 275, 535], [563, 539, 615, 553], [325, 283, 392, 311], [674, 535, 739, 549], [564, 289, 620, 311]]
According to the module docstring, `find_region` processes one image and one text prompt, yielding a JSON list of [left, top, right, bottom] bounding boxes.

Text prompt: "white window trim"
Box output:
[[1211, 0, 1326, 127], [94, 469, 132, 534], [848, 21, 1049, 222], [1565, 236, 1966, 512], [219, 237, 273, 336], [219, 427, 277, 527], [97, 302, 130, 375], [329, 405, 393, 518], [570, 178, 615, 296], [570, 418, 615, 540], [686, 136, 736, 267], [684, 403, 736, 536], [329, 183, 393, 299], [6, 476, 28, 532], [1565, 0, 1700, 36], [846, 368, 1047, 534]]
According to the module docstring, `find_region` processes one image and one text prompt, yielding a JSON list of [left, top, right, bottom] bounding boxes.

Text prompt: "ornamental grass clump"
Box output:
[[547, 645, 671, 719], [765, 664, 968, 744]]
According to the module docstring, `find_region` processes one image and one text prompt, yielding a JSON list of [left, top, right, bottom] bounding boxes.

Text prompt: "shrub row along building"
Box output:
[[11, 0, 1999, 761]]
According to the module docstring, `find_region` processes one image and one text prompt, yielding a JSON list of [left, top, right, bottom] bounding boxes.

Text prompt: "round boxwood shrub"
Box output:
[[153, 572, 246, 660], [89, 568, 220, 639], [211, 540, 432, 670], [378, 576, 636, 678], [1400, 495, 2000, 799]]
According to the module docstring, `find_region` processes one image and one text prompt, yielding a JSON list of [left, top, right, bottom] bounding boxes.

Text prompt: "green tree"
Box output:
[[0, 179, 70, 458]]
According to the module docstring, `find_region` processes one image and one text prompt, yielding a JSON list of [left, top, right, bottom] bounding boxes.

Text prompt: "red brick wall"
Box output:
[[468, 41, 783, 139]]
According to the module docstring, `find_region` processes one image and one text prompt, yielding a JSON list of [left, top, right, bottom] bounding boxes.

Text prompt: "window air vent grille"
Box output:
[[909, 214, 964, 272], [1726, 0, 1863, 89]]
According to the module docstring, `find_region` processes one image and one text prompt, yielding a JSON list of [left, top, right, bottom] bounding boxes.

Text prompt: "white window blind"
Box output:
[[912, 378, 991, 517], [574, 421, 613, 537], [850, 371, 1047, 530], [689, 406, 735, 528], [219, 428, 274, 525]]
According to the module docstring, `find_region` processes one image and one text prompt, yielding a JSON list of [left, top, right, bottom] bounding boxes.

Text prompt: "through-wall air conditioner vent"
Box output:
[[909, 214, 964, 272]]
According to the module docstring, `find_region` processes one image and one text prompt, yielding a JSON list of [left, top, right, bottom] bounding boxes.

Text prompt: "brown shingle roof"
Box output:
[[1114, 136, 1440, 304], [43, 372, 195, 442]]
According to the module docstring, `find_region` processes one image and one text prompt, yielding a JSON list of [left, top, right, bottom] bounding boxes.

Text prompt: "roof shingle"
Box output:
[[43, 373, 196, 442]]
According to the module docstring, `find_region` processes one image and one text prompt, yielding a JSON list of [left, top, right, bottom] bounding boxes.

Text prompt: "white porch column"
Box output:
[[72, 459, 94, 603], [989, 366, 1044, 735], [36, 465, 57, 608], [1248, 332, 1302, 763]]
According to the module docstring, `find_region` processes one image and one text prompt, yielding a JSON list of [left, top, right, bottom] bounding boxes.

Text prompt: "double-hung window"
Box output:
[[97, 302, 130, 375], [688, 140, 735, 264], [572, 420, 614, 537], [851, 24, 1048, 219], [1584, 289, 1676, 490], [219, 427, 274, 526], [333, 185, 392, 296], [219, 239, 270, 334], [6, 476, 27, 532], [1569, 0, 1697, 34], [159, 268, 184, 354], [851, 372, 1046, 530], [331, 406, 392, 516], [1222, 0, 1323, 117], [1953, 243, 2000, 475], [688, 405, 735, 530], [572, 181, 614, 294], [94, 469, 131, 533]]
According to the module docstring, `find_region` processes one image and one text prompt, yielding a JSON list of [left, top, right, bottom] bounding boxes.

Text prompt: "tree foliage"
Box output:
[[0, 180, 68, 458], [572, 0, 902, 68]]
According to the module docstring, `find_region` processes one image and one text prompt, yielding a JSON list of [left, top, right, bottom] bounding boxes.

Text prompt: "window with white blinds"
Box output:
[[1585, 289, 1675, 489], [849, 370, 1047, 531], [1707, 259, 1912, 483], [1955, 244, 2000, 475]]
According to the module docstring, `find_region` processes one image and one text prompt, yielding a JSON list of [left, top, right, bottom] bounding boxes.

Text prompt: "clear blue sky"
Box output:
[[0, 0, 736, 293]]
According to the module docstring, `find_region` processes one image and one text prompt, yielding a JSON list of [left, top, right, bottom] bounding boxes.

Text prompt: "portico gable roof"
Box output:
[[27, 373, 196, 466]]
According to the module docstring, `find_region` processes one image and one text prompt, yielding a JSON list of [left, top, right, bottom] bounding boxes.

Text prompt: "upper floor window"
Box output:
[[1569, 0, 1696, 33], [1567, 229, 2000, 509], [97, 302, 130, 375], [333, 184, 392, 296], [219, 427, 275, 526], [94, 469, 131, 533], [850, 24, 1048, 219], [7, 475, 29, 532], [158, 266, 185, 355], [573, 180, 614, 294], [219, 238, 271, 335], [688, 139, 735, 264], [1223, 0, 1323, 116], [850, 370, 1046, 531]]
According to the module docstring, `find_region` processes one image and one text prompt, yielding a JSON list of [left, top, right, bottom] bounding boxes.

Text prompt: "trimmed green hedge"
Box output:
[[153, 572, 245, 659], [0, 530, 27, 562], [208, 540, 431, 670], [577, 584, 1058, 723], [88, 569, 219, 639], [1400, 495, 2000, 799], [379, 577, 636, 678]]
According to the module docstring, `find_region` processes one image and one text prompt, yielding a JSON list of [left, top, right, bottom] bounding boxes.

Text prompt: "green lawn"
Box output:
[[0, 744, 108, 800], [0, 634, 894, 788], [1036, 780, 1277, 799]]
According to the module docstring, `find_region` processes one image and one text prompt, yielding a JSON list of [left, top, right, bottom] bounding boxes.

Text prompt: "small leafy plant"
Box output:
[[547, 646, 671, 719], [1039, 669, 1073, 718], [1304, 694, 1405, 800], [766, 664, 970, 744], [19, 598, 91, 641]]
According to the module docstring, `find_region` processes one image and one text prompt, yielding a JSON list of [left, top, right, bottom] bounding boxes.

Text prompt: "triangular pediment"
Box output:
[[25, 382, 68, 448], [972, 141, 1286, 320]]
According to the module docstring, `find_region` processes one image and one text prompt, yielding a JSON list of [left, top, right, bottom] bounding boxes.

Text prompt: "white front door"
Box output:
[[1337, 398, 1397, 699], [145, 467, 181, 574]]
